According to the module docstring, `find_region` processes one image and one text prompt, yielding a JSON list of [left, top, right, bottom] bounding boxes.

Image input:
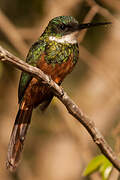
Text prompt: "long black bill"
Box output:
[[77, 22, 111, 30]]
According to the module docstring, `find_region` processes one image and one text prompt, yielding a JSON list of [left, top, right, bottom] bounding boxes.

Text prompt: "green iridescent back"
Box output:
[[18, 35, 79, 103], [18, 16, 79, 103], [18, 38, 46, 102]]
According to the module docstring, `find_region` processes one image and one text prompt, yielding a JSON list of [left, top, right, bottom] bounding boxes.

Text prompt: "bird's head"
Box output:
[[43, 16, 111, 44]]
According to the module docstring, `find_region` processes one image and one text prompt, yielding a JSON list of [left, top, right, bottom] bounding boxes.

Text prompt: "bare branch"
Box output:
[[86, 0, 120, 24], [0, 45, 120, 171], [78, 5, 99, 42]]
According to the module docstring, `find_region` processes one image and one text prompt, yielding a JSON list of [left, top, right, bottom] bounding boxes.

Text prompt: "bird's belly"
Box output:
[[23, 56, 75, 107], [23, 78, 50, 107]]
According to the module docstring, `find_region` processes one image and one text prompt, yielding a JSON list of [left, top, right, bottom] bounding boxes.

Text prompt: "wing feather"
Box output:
[[18, 39, 46, 103]]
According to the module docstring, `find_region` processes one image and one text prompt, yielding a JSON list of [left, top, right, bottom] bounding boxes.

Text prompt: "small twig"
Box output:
[[78, 5, 99, 42], [0, 45, 120, 171], [86, 0, 120, 24]]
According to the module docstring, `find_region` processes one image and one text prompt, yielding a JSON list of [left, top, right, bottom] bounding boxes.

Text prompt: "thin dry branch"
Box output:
[[0, 45, 120, 171], [78, 5, 99, 42], [86, 0, 120, 24]]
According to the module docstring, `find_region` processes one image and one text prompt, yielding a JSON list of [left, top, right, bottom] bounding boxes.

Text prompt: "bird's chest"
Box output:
[[24, 55, 75, 107], [23, 42, 79, 106], [39, 42, 79, 81], [44, 41, 79, 65], [37, 52, 75, 83]]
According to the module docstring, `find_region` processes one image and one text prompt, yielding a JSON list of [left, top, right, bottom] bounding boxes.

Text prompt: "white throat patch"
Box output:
[[49, 32, 78, 44]]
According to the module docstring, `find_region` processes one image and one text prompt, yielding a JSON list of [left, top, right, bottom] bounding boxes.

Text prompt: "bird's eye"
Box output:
[[59, 24, 67, 31]]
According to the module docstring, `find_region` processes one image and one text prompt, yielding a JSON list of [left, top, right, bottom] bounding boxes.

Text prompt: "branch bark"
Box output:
[[0, 45, 120, 171]]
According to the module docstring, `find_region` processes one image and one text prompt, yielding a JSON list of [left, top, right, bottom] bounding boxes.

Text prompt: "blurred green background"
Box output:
[[0, 0, 120, 179]]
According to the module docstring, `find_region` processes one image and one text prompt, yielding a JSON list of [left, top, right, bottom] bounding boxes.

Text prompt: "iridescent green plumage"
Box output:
[[18, 39, 46, 102], [18, 16, 79, 103], [7, 15, 111, 171], [44, 16, 79, 37], [44, 40, 78, 64]]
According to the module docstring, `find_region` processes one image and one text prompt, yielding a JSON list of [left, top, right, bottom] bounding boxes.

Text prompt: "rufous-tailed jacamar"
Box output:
[[6, 16, 110, 171]]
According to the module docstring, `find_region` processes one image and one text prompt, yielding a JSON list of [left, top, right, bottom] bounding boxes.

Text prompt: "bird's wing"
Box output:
[[18, 39, 46, 103]]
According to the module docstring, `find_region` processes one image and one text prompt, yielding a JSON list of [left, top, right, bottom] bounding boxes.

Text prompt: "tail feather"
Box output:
[[6, 106, 33, 171]]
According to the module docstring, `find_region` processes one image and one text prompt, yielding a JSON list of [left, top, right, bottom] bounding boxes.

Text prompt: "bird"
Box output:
[[6, 15, 111, 171]]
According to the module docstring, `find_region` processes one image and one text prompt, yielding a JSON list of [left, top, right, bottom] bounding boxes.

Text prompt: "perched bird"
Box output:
[[6, 16, 110, 171]]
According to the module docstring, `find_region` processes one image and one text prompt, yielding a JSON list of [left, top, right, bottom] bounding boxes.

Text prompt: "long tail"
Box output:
[[6, 104, 33, 171]]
